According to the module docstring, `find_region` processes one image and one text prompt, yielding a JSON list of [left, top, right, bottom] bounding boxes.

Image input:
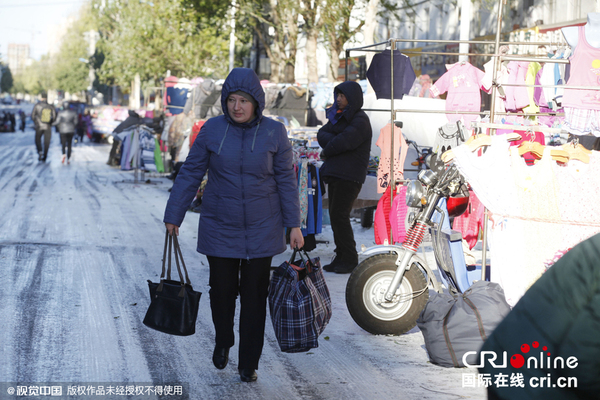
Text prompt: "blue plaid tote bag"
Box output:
[[268, 248, 332, 353]]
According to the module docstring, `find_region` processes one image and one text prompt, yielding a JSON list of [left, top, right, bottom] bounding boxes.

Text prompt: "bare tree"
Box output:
[[322, 0, 367, 81], [239, 0, 300, 83]]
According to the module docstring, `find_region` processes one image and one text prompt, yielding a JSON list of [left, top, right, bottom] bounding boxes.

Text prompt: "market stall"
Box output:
[[343, 15, 600, 307]]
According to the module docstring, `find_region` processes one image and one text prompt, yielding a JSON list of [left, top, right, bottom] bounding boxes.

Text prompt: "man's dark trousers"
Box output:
[[327, 177, 362, 265], [35, 128, 52, 160]]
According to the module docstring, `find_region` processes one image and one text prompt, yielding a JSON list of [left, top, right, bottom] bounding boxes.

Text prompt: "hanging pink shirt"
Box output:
[[563, 26, 600, 111], [430, 62, 485, 124], [504, 61, 530, 111], [376, 122, 408, 193]]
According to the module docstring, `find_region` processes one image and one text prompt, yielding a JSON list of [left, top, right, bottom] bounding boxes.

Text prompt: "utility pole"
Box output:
[[229, 0, 237, 72]]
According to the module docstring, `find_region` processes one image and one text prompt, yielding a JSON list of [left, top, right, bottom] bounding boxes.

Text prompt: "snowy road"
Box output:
[[0, 125, 487, 400]]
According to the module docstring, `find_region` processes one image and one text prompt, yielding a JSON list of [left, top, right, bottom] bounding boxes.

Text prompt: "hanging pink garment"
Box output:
[[430, 62, 485, 125], [451, 191, 484, 250], [563, 26, 600, 111], [504, 62, 530, 111], [374, 187, 392, 245], [509, 129, 545, 166], [376, 122, 408, 193], [389, 185, 408, 244]]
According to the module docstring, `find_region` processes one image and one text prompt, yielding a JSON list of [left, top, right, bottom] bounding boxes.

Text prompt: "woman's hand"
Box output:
[[289, 227, 304, 250], [165, 223, 179, 236]]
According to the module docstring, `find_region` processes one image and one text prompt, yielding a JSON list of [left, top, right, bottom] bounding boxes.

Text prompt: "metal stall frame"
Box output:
[[343, 5, 591, 279]]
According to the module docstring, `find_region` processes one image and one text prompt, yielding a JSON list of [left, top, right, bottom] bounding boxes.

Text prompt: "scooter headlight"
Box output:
[[405, 180, 425, 208]]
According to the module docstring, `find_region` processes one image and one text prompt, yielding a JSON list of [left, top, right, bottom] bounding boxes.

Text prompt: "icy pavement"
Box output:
[[0, 126, 487, 400]]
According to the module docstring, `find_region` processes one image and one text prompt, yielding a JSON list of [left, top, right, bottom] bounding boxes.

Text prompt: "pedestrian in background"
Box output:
[[31, 94, 57, 162], [18, 109, 26, 132], [8, 112, 16, 132], [163, 68, 303, 383], [54, 103, 79, 164], [81, 110, 92, 140], [317, 81, 372, 274]]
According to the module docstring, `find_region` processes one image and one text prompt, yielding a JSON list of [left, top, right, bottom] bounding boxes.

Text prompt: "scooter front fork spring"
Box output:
[[403, 221, 428, 252]]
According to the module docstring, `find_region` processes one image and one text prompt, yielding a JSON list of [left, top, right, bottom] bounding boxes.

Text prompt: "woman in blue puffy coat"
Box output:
[[164, 68, 304, 382]]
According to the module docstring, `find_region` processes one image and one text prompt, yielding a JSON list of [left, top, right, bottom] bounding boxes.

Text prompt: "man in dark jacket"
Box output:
[[317, 81, 372, 274], [54, 103, 79, 164], [31, 95, 57, 162]]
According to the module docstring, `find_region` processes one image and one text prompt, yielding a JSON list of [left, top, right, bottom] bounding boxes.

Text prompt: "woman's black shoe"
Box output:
[[239, 368, 257, 382], [212, 346, 229, 370]]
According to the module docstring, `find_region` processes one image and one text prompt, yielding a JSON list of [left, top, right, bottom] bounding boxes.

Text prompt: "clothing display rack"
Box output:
[[471, 121, 569, 135], [344, 1, 597, 281], [115, 125, 161, 185], [117, 167, 158, 185]]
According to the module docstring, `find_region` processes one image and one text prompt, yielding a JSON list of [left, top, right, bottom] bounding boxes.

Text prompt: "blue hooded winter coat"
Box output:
[[163, 68, 301, 259]]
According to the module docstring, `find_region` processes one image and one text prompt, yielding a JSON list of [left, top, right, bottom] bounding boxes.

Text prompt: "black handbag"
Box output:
[[143, 231, 202, 336]]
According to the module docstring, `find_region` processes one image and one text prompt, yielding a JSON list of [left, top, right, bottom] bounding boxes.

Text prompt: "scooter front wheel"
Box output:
[[346, 253, 429, 335]]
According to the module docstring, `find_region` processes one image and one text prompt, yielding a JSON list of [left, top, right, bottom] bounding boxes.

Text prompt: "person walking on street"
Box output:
[[81, 110, 92, 140], [317, 81, 372, 274], [31, 95, 57, 162], [18, 109, 26, 132], [163, 68, 304, 383], [54, 103, 79, 164], [8, 112, 16, 132]]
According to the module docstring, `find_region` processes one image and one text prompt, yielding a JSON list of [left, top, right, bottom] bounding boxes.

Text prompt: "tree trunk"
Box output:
[[363, 0, 380, 91], [269, 60, 281, 83], [305, 30, 319, 84], [329, 44, 341, 81], [283, 11, 299, 83]]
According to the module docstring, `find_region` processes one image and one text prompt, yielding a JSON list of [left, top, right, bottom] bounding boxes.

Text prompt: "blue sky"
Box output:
[[0, 0, 87, 62]]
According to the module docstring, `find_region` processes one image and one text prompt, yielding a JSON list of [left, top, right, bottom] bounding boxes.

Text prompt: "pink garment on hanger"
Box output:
[[374, 187, 392, 245], [451, 191, 484, 250], [563, 26, 600, 111], [430, 62, 485, 125], [376, 122, 408, 193], [389, 186, 408, 244], [504, 61, 530, 111], [509, 129, 546, 166]]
